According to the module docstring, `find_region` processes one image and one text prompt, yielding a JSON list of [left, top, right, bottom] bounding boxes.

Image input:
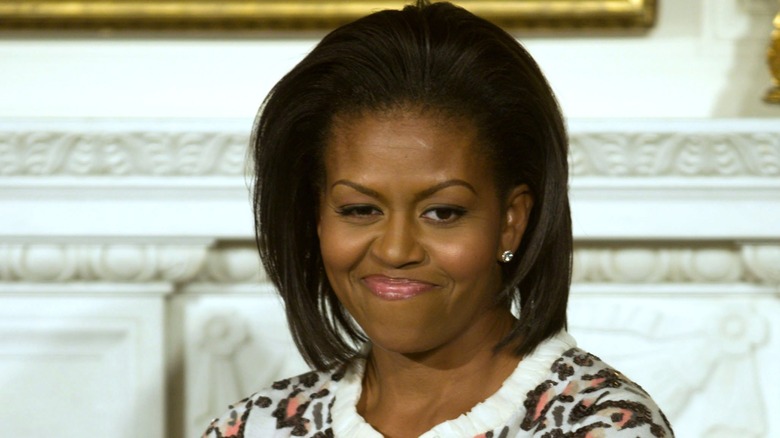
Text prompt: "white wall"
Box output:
[[0, 0, 779, 120], [1, 1, 779, 437]]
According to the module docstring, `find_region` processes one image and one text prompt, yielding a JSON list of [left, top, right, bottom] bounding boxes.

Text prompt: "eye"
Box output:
[[421, 207, 466, 223], [336, 205, 382, 218]]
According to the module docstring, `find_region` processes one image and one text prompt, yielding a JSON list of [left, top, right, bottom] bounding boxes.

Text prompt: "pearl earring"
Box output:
[[500, 250, 514, 263]]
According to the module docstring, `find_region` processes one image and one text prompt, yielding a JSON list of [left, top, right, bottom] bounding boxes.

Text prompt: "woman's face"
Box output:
[[317, 109, 532, 356]]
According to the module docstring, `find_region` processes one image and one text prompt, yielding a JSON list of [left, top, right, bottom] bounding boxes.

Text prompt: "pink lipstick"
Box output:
[[362, 275, 436, 301]]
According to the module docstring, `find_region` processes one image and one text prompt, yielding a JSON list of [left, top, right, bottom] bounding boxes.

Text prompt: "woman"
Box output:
[[204, 1, 673, 437]]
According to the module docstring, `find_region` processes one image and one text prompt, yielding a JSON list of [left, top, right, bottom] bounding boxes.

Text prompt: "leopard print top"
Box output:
[[203, 333, 673, 437]]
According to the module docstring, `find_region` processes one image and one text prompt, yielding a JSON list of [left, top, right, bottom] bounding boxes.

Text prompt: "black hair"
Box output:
[[253, 0, 572, 371]]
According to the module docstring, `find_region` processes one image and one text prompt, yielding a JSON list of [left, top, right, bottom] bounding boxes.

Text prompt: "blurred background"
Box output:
[[0, 1, 778, 437]]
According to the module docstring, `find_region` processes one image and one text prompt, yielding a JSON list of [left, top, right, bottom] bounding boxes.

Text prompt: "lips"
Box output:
[[362, 275, 437, 301]]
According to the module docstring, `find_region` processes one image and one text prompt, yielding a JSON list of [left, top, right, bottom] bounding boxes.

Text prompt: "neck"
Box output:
[[357, 308, 520, 437]]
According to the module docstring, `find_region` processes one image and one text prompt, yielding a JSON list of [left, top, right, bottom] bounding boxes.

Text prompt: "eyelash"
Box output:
[[335, 205, 381, 218], [421, 207, 466, 223], [335, 205, 466, 224]]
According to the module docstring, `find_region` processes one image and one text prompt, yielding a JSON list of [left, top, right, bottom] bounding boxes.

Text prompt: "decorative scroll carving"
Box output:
[[187, 301, 310, 437], [569, 132, 780, 176], [200, 312, 249, 357], [1, 128, 779, 177], [0, 131, 247, 176], [195, 312, 249, 427]]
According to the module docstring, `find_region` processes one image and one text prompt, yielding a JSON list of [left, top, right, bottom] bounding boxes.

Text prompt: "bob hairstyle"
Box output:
[[253, 0, 572, 371]]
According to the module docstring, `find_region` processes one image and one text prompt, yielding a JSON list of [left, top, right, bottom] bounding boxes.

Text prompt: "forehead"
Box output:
[[323, 109, 492, 184]]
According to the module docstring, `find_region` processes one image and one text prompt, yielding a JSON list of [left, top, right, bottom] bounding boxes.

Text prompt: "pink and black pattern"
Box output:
[[517, 349, 672, 437], [203, 368, 345, 438], [203, 348, 673, 437]]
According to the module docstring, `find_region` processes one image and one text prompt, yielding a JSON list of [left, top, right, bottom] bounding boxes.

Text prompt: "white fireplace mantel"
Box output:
[[0, 118, 778, 438], [1, 118, 779, 243]]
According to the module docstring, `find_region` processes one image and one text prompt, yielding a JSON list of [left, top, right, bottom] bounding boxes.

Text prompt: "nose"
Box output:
[[371, 213, 426, 268]]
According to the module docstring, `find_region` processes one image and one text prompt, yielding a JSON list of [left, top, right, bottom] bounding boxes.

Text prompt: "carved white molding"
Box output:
[[2, 243, 778, 288], [570, 132, 780, 177], [1, 119, 779, 241], [198, 244, 266, 283], [0, 244, 209, 284], [0, 119, 249, 176], [2, 118, 777, 438], [0, 131, 248, 176], [184, 296, 309, 437], [741, 244, 780, 283], [2, 119, 779, 178], [573, 244, 780, 285]]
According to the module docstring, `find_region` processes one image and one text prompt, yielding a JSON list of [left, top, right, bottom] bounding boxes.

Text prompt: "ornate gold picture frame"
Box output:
[[0, 0, 656, 30]]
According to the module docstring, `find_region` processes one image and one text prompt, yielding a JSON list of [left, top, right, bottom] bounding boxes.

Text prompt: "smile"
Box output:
[[362, 275, 437, 301]]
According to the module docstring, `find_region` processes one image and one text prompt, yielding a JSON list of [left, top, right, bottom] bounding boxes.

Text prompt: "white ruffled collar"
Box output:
[[331, 331, 576, 438]]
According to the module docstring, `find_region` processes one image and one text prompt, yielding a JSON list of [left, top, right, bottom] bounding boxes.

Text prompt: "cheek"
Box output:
[[428, 225, 502, 286], [318, 218, 370, 280], [438, 242, 497, 281]]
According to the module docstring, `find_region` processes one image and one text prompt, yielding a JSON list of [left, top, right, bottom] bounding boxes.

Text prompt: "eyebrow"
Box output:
[[330, 179, 477, 203]]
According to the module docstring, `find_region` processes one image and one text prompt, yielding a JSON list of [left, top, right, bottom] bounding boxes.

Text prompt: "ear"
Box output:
[[499, 184, 533, 259]]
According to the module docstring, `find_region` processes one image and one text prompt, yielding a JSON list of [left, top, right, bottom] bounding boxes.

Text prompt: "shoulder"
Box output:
[[522, 348, 674, 437], [202, 366, 348, 438]]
